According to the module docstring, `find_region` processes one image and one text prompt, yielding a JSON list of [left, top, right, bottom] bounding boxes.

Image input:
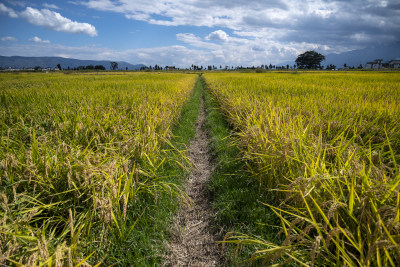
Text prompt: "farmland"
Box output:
[[1, 70, 400, 266], [0, 72, 197, 265], [203, 71, 400, 266]]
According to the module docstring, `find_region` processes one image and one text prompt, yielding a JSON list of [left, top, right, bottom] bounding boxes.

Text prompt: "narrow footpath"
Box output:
[[166, 83, 221, 266]]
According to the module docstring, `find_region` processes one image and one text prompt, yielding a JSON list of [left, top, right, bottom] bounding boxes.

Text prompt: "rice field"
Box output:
[[0, 72, 196, 265], [2, 70, 399, 266], [203, 71, 400, 266]]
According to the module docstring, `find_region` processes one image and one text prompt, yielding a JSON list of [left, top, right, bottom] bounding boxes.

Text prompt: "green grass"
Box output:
[[171, 76, 203, 146], [202, 77, 282, 266]]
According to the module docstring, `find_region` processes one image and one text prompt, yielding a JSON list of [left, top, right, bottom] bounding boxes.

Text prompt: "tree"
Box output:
[[57, 64, 62, 70], [110, 61, 118, 70], [326, 64, 336, 70], [295, 50, 325, 69]]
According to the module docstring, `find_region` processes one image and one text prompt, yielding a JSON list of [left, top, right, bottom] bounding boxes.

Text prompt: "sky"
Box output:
[[0, 0, 399, 67]]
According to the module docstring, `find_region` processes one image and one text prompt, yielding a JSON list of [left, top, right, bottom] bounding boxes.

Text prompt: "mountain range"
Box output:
[[277, 43, 400, 68], [323, 44, 400, 68], [0, 56, 145, 70]]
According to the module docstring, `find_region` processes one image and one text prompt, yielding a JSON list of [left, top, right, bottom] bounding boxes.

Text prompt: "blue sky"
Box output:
[[0, 0, 399, 67]]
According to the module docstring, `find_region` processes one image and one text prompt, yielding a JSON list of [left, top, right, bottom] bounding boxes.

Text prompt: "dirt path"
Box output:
[[165, 89, 221, 266]]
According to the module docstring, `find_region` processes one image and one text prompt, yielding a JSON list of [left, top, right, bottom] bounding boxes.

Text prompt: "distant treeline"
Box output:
[[62, 64, 106, 70]]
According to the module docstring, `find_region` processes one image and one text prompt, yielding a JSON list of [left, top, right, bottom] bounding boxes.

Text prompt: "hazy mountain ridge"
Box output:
[[0, 56, 145, 70], [277, 43, 400, 68], [323, 44, 400, 68]]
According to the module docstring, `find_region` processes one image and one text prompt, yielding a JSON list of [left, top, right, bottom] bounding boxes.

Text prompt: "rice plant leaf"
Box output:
[[75, 251, 96, 267]]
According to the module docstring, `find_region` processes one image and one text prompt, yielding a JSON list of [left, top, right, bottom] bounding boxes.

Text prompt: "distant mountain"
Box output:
[[323, 43, 400, 68], [0, 56, 146, 70], [278, 43, 400, 68]]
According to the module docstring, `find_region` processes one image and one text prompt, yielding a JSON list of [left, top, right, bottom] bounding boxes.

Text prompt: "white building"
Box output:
[[388, 60, 400, 68], [365, 59, 383, 69]]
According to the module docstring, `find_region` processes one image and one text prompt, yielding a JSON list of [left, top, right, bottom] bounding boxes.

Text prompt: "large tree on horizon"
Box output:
[[110, 61, 118, 70], [295, 50, 325, 69]]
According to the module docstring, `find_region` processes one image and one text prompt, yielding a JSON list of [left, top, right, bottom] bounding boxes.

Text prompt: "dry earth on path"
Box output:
[[165, 93, 222, 266]]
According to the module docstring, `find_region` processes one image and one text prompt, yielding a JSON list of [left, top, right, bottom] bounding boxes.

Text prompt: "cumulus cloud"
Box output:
[[175, 30, 323, 66], [77, 0, 400, 51], [20, 7, 97, 36], [176, 27, 356, 67], [29, 36, 50, 43], [0, 4, 97, 36], [1, 36, 17, 41], [78, 0, 285, 27], [206, 30, 229, 42], [0, 3, 18, 18]]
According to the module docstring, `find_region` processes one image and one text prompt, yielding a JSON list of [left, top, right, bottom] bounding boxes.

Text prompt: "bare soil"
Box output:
[[165, 94, 222, 266]]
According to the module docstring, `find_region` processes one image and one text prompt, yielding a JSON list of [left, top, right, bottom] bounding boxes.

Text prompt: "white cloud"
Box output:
[[29, 36, 50, 43], [1, 36, 17, 41], [77, 0, 400, 50], [0, 3, 18, 18], [176, 33, 220, 50], [19, 7, 97, 36], [0, 3, 97, 37], [206, 30, 229, 42], [78, 0, 283, 28], [0, 29, 328, 67], [43, 3, 60, 10], [176, 29, 348, 66]]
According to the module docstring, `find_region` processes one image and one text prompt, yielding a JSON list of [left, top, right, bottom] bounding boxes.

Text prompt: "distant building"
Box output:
[[1, 67, 60, 71], [388, 60, 400, 68], [365, 59, 383, 69], [365, 59, 400, 69]]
